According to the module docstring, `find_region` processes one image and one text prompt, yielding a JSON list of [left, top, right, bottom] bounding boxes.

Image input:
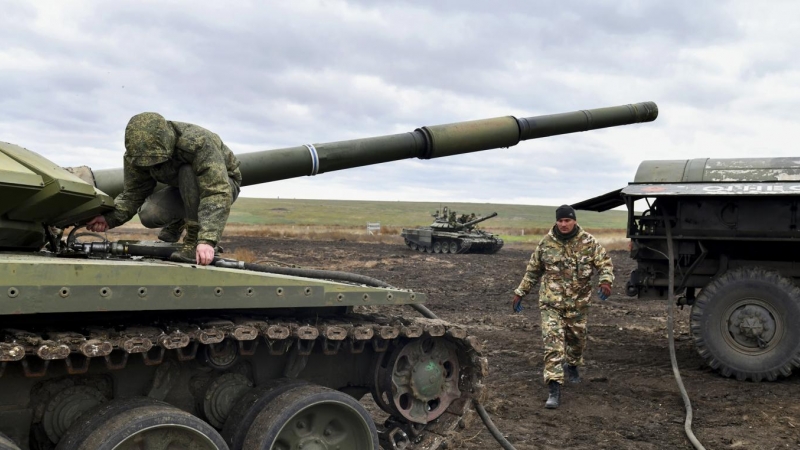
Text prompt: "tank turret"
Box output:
[[454, 212, 498, 231], [0, 102, 656, 450]]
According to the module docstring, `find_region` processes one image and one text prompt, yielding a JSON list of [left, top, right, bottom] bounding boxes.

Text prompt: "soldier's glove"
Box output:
[[512, 295, 523, 313], [598, 284, 612, 301]]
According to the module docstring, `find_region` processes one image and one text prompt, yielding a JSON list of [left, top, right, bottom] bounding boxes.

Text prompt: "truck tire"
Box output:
[[690, 267, 800, 381]]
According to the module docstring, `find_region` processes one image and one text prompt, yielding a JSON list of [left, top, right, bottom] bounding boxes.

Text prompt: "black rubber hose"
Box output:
[[663, 213, 707, 450], [237, 261, 395, 288], [410, 303, 438, 319], [474, 400, 518, 450]]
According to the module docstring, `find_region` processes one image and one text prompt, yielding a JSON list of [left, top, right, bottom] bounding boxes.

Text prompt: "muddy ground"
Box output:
[[224, 235, 800, 450]]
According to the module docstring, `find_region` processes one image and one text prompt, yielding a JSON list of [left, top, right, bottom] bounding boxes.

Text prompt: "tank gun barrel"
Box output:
[[455, 212, 498, 230], [93, 102, 657, 197]]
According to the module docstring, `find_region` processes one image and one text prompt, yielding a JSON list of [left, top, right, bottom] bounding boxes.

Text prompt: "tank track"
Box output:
[[0, 314, 486, 450]]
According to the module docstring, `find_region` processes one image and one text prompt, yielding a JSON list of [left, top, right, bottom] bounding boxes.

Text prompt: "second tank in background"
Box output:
[[401, 207, 503, 254]]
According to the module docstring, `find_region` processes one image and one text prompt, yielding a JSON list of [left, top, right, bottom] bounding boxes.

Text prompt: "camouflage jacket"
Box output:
[[104, 121, 242, 246], [514, 225, 614, 307]]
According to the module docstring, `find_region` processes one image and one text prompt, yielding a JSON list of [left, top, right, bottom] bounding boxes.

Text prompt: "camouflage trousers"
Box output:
[[540, 304, 588, 384], [137, 164, 241, 229]]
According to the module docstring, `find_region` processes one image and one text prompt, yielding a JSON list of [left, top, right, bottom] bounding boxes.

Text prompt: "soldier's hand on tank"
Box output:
[[86, 215, 109, 232], [195, 243, 215, 266], [512, 295, 523, 313], [598, 284, 612, 301]]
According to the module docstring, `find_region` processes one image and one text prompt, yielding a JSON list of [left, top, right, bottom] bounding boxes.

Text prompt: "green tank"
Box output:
[[574, 157, 800, 382], [401, 209, 503, 254], [0, 101, 657, 450]]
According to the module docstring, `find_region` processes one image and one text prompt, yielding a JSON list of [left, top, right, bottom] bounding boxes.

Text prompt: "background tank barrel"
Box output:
[[455, 212, 498, 230], [93, 102, 657, 197]]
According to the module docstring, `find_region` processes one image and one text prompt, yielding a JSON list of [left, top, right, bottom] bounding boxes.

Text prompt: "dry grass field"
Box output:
[[111, 196, 630, 255], [110, 223, 629, 259]]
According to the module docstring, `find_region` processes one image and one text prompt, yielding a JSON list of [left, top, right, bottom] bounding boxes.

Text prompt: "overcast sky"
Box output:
[[2, 1, 799, 206]]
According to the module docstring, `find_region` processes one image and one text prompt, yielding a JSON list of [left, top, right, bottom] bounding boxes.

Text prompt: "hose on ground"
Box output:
[[473, 399, 518, 450], [409, 304, 518, 450], [663, 212, 706, 450]]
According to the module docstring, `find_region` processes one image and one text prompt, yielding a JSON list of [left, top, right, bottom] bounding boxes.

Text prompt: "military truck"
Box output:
[[0, 101, 657, 449], [574, 158, 800, 382], [401, 208, 503, 254]]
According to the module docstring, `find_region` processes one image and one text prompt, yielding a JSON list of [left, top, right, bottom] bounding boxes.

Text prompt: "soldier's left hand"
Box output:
[[512, 295, 523, 313], [598, 283, 612, 301], [196, 243, 215, 266]]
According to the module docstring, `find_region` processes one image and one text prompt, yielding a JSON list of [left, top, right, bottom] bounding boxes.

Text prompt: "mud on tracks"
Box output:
[[225, 236, 800, 449]]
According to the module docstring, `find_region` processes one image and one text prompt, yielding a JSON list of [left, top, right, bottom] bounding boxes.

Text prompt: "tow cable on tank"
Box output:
[[663, 212, 707, 450]]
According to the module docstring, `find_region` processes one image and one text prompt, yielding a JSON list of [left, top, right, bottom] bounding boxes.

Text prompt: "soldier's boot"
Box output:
[[157, 219, 185, 243], [169, 220, 200, 263], [566, 364, 581, 384], [545, 381, 561, 409]]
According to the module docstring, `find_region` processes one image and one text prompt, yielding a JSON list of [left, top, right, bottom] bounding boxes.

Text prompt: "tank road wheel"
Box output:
[[0, 433, 21, 450], [441, 241, 451, 254], [56, 398, 228, 450], [691, 267, 800, 381], [374, 337, 461, 424], [197, 373, 253, 429], [410, 242, 419, 251], [221, 379, 308, 450], [449, 241, 459, 253], [243, 384, 379, 450], [432, 242, 442, 253], [40, 385, 107, 445]]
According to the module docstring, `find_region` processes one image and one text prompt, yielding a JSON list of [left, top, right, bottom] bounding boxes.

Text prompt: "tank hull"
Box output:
[[0, 252, 485, 449], [401, 229, 504, 254]]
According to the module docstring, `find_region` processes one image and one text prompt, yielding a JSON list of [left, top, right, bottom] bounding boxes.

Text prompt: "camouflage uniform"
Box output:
[[103, 113, 242, 247], [514, 225, 614, 384]]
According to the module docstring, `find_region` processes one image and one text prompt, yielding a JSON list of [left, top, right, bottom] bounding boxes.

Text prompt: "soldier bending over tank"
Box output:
[[511, 205, 613, 409], [87, 112, 242, 265]]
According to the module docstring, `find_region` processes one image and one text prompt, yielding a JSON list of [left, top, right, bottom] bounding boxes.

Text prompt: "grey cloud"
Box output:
[[2, 1, 799, 205]]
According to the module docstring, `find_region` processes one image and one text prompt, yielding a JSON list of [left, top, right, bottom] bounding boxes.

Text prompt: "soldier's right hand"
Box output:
[[512, 295, 523, 313], [86, 215, 109, 232]]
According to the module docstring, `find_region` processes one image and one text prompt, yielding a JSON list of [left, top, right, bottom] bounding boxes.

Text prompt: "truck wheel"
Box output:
[[690, 267, 800, 381]]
